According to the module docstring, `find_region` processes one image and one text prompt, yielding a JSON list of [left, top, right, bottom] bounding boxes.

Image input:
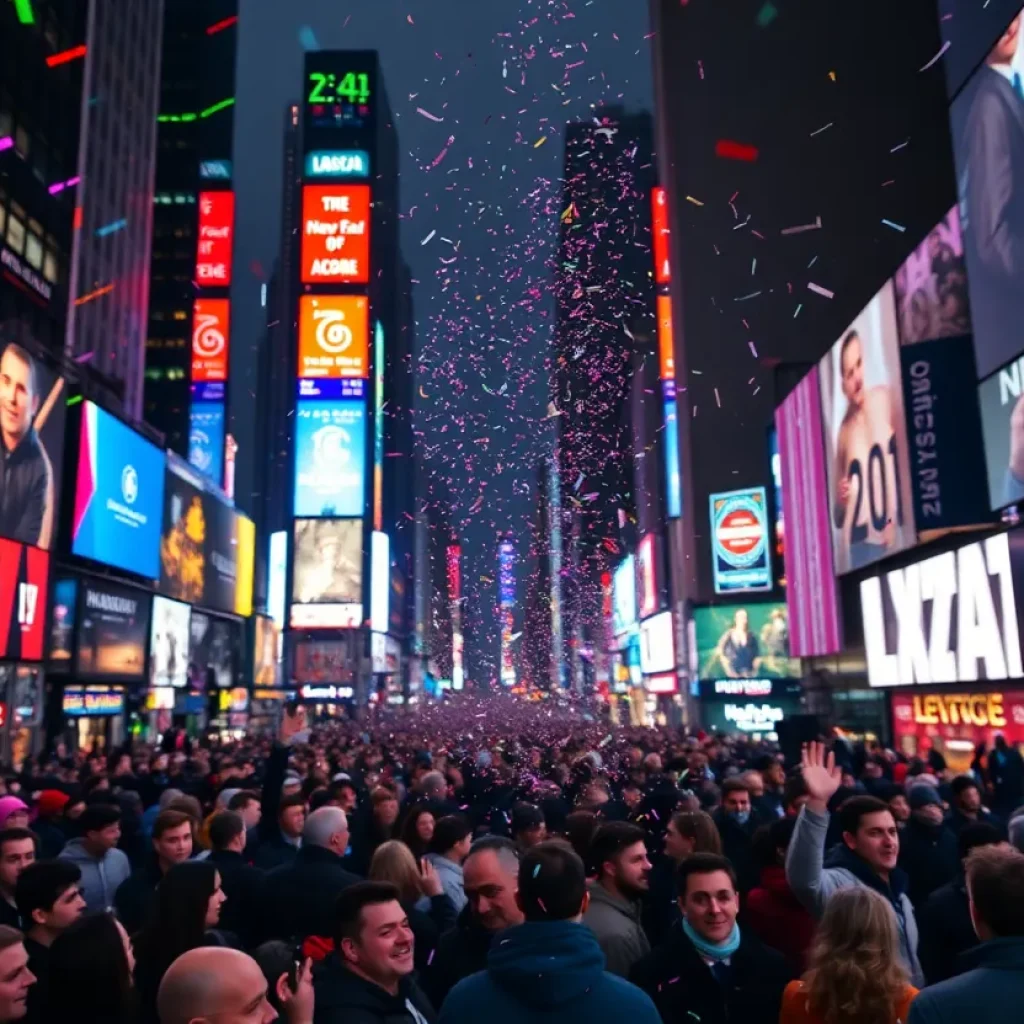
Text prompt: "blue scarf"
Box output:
[[682, 918, 741, 961]]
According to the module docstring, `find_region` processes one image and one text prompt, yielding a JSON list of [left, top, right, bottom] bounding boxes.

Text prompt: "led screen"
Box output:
[[76, 581, 150, 680], [301, 184, 371, 284], [709, 487, 772, 594], [692, 602, 800, 680], [195, 191, 234, 286], [0, 539, 48, 661], [188, 403, 225, 484], [298, 294, 369, 380], [290, 518, 363, 628], [150, 595, 191, 688], [191, 298, 230, 382], [293, 400, 366, 518]]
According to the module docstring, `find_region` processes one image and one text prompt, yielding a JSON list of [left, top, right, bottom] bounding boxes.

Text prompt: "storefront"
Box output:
[[62, 686, 126, 750]]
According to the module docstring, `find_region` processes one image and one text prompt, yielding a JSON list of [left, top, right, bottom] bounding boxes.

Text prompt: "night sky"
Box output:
[[231, 1, 653, 680]]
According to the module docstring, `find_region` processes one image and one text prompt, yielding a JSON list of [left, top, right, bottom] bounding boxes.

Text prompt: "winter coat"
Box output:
[[643, 855, 681, 948], [582, 881, 651, 977], [897, 817, 959, 908], [58, 838, 131, 914], [712, 807, 764, 894], [779, 980, 917, 1024], [208, 849, 267, 948], [917, 876, 978, 984], [406, 893, 458, 974], [113, 861, 164, 936], [420, 906, 495, 1010], [744, 864, 816, 969], [312, 956, 436, 1024], [264, 843, 361, 941], [424, 854, 467, 914], [438, 920, 661, 1024]]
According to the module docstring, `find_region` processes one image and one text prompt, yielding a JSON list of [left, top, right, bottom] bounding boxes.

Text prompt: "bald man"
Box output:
[[157, 947, 275, 1024]]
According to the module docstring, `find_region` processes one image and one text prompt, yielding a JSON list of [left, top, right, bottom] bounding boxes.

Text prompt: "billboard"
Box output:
[[297, 295, 369, 380], [235, 514, 254, 617], [300, 184, 371, 284], [150, 595, 191, 688], [709, 487, 772, 594], [819, 281, 916, 574], [305, 149, 371, 179], [498, 539, 515, 606], [938, 0, 1024, 98], [188, 403, 225, 483], [769, 428, 785, 587], [370, 531, 389, 633], [692, 602, 800, 680], [72, 402, 165, 579], [652, 187, 670, 284], [293, 399, 366, 518], [663, 383, 681, 518], [637, 533, 659, 619], [254, 615, 280, 687], [639, 610, 674, 675], [268, 530, 287, 628], [290, 518, 363, 628], [0, 340, 65, 549], [188, 610, 238, 689], [657, 294, 674, 380], [979, 356, 1024, 511], [0, 539, 48, 661], [191, 299, 230, 382], [775, 368, 842, 657], [195, 191, 234, 286], [76, 580, 150, 680], [293, 640, 355, 684], [49, 577, 76, 665], [612, 555, 637, 638]]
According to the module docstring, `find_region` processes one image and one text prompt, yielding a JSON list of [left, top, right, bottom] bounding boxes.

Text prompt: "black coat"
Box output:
[[421, 907, 495, 1010], [313, 956, 436, 1024], [629, 922, 793, 1024], [642, 856, 681, 949], [406, 894, 458, 975], [209, 849, 267, 948], [254, 835, 301, 871], [917, 876, 978, 984], [32, 818, 67, 860], [114, 862, 163, 936], [264, 844, 361, 942], [711, 809, 762, 894], [945, 807, 1004, 839], [897, 818, 959, 908]]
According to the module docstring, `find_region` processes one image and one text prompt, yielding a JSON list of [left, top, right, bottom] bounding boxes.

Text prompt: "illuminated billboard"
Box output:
[[652, 187, 670, 284], [188, 403, 225, 484], [709, 487, 772, 594], [297, 294, 369, 379], [0, 540, 48, 662], [150, 595, 191, 688], [693, 602, 800, 680], [191, 299, 230, 382], [290, 518, 363, 628], [657, 294, 674, 380], [301, 184, 371, 284], [664, 384, 681, 519], [304, 150, 371, 179], [195, 191, 234, 286], [293, 399, 366, 518]]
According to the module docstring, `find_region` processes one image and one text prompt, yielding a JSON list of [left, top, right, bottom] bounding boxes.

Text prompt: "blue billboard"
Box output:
[[664, 391, 681, 519], [188, 403, 225, 485], [72, 402, 166, 579], [709, 486, 773, 594], [293, 399, 366, 518]]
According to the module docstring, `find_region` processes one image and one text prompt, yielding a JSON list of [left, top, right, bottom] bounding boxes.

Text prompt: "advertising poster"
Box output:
[[76, 581, 150, 680], [657, 294, 674, 380], [253, 615, 280, 687], [612, 555, 637, 638], [819, 282, 916, 574], [195, 191, 234, 286], [939, 0, 1024, 98], [191, 299, 230, 382], [188, 403, 225, 484], [979, 355, 1024, 511], [297, 295, 369, 380], [768, 429, 785, 587], [663, 382, 681, 519], [290, 518, 363, 628], [234, 514, 254, 617], [72, 402, 165, 579], [293, 400, 366, 518], [301, 184, 371, 284], [62, 687, 125, 717], [651, 187, 670, 284], [0, 339, 65, 550], [49, 577, 76, 665], [293, 640, 354, 684], [150, 596, 191, 688], [639, 610, 674, 675], [709, 487, 772, 594], [188, 610, 238, 689], [0, 539, 48, 661], [692, 603, 800, 680]]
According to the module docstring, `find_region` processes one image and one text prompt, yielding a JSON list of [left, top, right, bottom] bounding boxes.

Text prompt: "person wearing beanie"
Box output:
[[0, 798, 29, 832], [898, 785, 959, 908], [32, 792, 70, 859]]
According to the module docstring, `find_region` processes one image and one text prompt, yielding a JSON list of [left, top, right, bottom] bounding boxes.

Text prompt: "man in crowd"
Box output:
[[157, 946, 277, 1024], [425, 815, 472, 914], [439, 840, 661, 1023], [712, 778, 762, 893], [0, 927, 35, 1023], [58, 804, 129, 913], [946, 775, 1003, 837], [0, 831, 35, 930], [583, 821, 651, 977], [31, 792, 69, 859], [510, 803, 547, 852], [753, 755, 787, 819], [898, 785, 960, 907], [208, 811, 266, 949], [228, 790, 262, 836]]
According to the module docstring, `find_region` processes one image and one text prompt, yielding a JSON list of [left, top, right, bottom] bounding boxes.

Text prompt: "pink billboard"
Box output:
[[775, 367, 842, 657]]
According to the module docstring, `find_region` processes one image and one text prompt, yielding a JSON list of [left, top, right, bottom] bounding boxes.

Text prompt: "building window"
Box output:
[[43, 251, 58, 283], [172, 310, 187, 321], [5, 214, 25, 255], [24, 232, 42, 270]]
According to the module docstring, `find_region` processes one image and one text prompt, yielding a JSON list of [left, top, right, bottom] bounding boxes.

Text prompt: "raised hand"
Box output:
[[801, 741, 842, 812], [420, 857, 444, 898]]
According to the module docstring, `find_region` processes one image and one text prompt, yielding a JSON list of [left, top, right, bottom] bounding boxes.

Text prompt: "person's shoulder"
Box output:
[[600, 969, 661, 1011], [443, 968, 493, 1008]]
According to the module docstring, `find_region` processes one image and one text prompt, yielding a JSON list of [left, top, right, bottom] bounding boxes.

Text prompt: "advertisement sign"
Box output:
[[268, 531, 287, 628], [72, 402, 165, 579], [195, 191, 234, 285], [188, 403, 225, 483], [693, 603, 800, 680], [637, 534, 659, 619], [76, 581, 150, 680], [254, 615, 280, 687], [191, 299, 230, 382], [304, 150, 371, 179], [499, 540, 515, 606], [293, 400, 366, 518], [0, 340, 65, 549], [663, 383, 681, 519], [657, 294, 674, 380], [300, 184, 371, 284], [939, 0, 1024, 98], [235, 514, 254, 617], [612, 555, 637, 638], [769, 429, 785, 587], [150, 596, 191, 688], [703, 699, 799, 734], [370, 531, 390, 633], [709, 487, 772, 594], [861, 531, 1024, 687], [293, 640, 354, 684], [188, 611, 237, 689], [291, 518, 363, 628], [639, 610, 674, 675], [699, 678, 803, 700], [63, 687, 125, 717], [49, 578, 76, 665], [819, 281, 916, 574], [297, 295, 369, 380], [652, 187, 670, 284], [979, 355, 1024, 511], [0, 539, 48, 661]]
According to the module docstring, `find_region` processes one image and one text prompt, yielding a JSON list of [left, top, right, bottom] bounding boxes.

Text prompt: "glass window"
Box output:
[[42, 250, 58, 283], [5, 214, 25, 254], [24, 232, 42, 270]]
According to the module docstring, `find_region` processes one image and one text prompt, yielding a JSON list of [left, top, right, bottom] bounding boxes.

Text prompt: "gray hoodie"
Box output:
[[425, 852, 467, 913], [59, 838, 131, 913], [583, 881, 651, 977]]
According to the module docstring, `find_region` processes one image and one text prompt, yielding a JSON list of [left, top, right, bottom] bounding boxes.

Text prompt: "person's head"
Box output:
[[428, 814, 473, 863], [664, 810, 723, 863], [79, 803, 123, 854], [739, 770, 764, 799], [0, 344, 39, 451], [400, 805, 435, 851], [330, 779, 358, 814], [277, 793, 306, 840], [371, 787, 399, 827], [0, 928, 32, 1022], [753, 815, 797, 869], [419, 770, 447, 801], [967, 844, 1024, 941], [950, 775, 983, 814], [0, 800, 28, 833], [720, 778, 752, 820], [783, 773, 808, 816], [510, 803, 547, 848], [47, 914, 134, 1023], [590, 822, 651, 899], [15, 860, 84, 940], [463, 836, 524, 931], [958, 821, 1007, 865], [564, 810, 600, 865], [209, 811, 247, 855], [756, 755, 785, 790], [989, 12, 1021, 65], [153, 810, 194, 870], [837, 796, 899, 874], [251, 940, 300, 1017], [227, 791, 262, 831], [733, 608, 749, 630], [908, 784, 945, 827], [840, 330, 865, 408], [368, 841, 424, 906], [887, 790, 910, 824], [675, 853, 739, 946], [303, 806, 349, 859], [0, 831, 35, 896], [517, 841, 588, 922], [334, 882, 414, 991], [157, 946, 275, 1024]]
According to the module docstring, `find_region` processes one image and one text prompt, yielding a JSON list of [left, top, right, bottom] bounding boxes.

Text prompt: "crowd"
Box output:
[[0, 695, 1020, 1022]]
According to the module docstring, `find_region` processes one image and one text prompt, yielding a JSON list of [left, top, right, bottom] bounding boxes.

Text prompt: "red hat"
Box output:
[[37, 790, 70, 817]]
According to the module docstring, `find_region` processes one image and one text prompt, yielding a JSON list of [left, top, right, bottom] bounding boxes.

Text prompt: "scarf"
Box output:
[[682, 918, 741, 961]]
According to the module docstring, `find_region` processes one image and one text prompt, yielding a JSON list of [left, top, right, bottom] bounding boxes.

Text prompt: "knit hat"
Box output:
[[36, 790, 70, 817], [0, 796, 28, 827], [908, 784, 943, 810]]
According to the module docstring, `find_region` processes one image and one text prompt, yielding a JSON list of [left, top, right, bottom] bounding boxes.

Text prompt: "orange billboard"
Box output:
[[298, 295, 369, 379], [658, 294, 674, 380], [652, 187, 670, 284], [301, 184, 371, 284], [191, 299, 230, 382]]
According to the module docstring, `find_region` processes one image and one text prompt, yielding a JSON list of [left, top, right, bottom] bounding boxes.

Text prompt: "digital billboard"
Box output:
[[938, 0, 1024, 98], [819, 281, 916, 575], [663, 383, 681, 519], [981, 356, 1024, 511], [195, 191, 234, 286], [636, 534, 659, 620], [709, 487, 772, 594], [235, 514, 254, 617], [297, 295, 369, 380], [72, 402, 165, 579], [188, 403, 225, 484], [49, 577, 76, 665], [370, 531, 389, 633], [639, 610, 674, 675], [692, 603, 800, 680], [651, 187, 670, 284], [300, 184, 371, 284], [293, 640, 355, 684], [150, 595, 191, 688], [657, 294, 674, 380], [769, 428, 785, 587], [268, 530, 287, 628], [290, 518, 363, 628], [188, 610, 238, 689], [254, 615, 280, 687], [0, 340, 66, 550], [191, 299, 230, 382], [0, 539, 48, 661], [76, 580, 150, 680], [612, 555, 637, 638], [305, 149, 371, 179], [293, 399, 366, 518]]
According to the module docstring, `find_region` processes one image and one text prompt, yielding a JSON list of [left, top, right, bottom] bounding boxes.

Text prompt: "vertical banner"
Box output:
[[498, 538, 516, 686], [447, 545, 463, 689]]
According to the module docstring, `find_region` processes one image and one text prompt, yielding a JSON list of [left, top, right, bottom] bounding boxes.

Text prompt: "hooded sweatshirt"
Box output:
[[312, 957, 436, 1024], [582, 881, 651, 977], [58, 838, 131, 913], [438, 920, 661, 1024]]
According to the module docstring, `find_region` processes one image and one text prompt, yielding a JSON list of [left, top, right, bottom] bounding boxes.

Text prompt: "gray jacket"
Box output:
[[785, 805, 924, 986], [425, 852, 467, 914], [59, 838, 131, 914], [583, 881, 651, 978]]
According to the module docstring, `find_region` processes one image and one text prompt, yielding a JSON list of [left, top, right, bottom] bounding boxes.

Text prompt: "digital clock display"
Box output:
[[306, 71, 372, 107], [303, 53, 377, 152]]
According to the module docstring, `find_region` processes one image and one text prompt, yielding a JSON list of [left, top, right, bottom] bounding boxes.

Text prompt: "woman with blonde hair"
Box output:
[[780, 887, 918, 1024]]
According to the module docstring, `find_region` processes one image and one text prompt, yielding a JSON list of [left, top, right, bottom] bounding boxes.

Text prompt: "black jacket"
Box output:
[[945, 807, 1004, 839], [421, 906, 496, 1010], [711, 809, 762, 894], [114, 862, 163, 936], [643, 855, 681, 948], [406, 895, 458, 975], [313, 957, 436, 1024], [209, 849, 267, 948], [0, 426, 49, 547], [917, 875, 978, 984], [629, 922, 793, 1024], [897, 818, 959, 907], [265, 844, 361, 941], [32, 818, 67, 860]]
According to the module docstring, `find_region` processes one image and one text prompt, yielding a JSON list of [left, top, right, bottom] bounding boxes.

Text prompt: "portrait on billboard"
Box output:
[[253, 615, 280, 687], [693, 603, 800, 680], [291, 518, 363, 628], [0, 339, 65, 550], [0, 539, 48, 662], [188, 611, 238, 689], [819, 282, 916, 574], [150, 596, 191, 688]]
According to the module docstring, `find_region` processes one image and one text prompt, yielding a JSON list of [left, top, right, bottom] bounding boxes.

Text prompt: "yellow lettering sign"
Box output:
[[912, 693, 1006, 728]]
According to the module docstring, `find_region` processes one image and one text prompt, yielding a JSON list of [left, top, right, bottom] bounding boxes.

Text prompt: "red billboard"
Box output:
[[196, 191, 235, 286], [301, 184, 371, 284], [191, 299, 230, 382], [652, 187, 670, 284], [0, 539, 49, 661]]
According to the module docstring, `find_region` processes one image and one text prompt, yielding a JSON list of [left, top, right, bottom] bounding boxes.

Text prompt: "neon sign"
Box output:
[[305, 151, 371, 179]]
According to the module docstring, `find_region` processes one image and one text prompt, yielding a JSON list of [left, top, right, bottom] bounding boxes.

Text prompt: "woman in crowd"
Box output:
[[399, 803, 436, 860]]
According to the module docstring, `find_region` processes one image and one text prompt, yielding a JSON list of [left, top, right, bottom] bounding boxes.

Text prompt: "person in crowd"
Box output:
[[0, 830, 35, 929], [422, 836, 524, 1010], [439, 840, 661, 1024], [630, 853, 792, 1024], [252, 940, 316, 1023], [208, 811, 266, 949], [711, 777, 762, 893], [115, 808, 194, 934], [399, 804, 436, 861], [0, 801, 28, 833], [312, 881, 435, 1024], [583, 821, 651, 977], [989, 734, 1024, 816], [564, 810, 599, 865], [228, 790, 262, 835], [885, 785, 911, 830], [908, 845, 1024, 1022], [784, 773, 810, 817], [424, 814, 472, 913], [754, 754, 787, 819], [946, 775, 1003, 837], [510, 803, 547, 851], [786, 741, 924, 986], [31, 791, 70, 859], [46, 912, 136, 1023], [265, 805, 360, 944], [898, 785, 960, 907], [745, 816, 815, 969], [255, 793, 306, 871], [917, 821, 1007, 984], [252, 712, 308, 870], [58, 803, 130, 913], [157, 946, 277, 1024], [0, 927, 34, 1023], [350, 787, 401, 876]]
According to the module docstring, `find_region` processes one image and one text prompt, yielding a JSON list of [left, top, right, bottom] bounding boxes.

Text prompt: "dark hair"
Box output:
[[429, 814, 472, 855], [227, 790, 260, 812], [670, 810, 723, 857], [966, 845, 1024, 937], [78, 803, 121, 836], [840, 330, 860, 367], [958, 821, 1005, 862], [950, 775, 981, 799], [675, 853, 738, 900], [721, 777, 750, 797], [753, 816, 797, 869], [252, 940, 295, 1015], [589, 822, 646, 878], [0, 827, 36, 853], [783, 773, 808, 809], [510, 802, 545, 837], [334, 881, 402, 946], [837, 795, 892, 836], [47, 912, 136, 1022], [329, 779, 357, 800], [279, 792, 306, 815], [209, 811, 246, 852], [15, 859, 81, 921], [518, 841, 586, 921], [152, 809, 192, 840], [398, 803, 434, 858], [565, 810, 600, 863]]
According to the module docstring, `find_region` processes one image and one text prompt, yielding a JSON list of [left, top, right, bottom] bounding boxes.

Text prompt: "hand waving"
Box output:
[[420, 857, 444, 898], [801, 741, 842, 812]]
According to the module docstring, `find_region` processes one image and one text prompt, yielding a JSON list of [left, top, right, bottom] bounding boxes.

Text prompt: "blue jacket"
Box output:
[[438, 920, 661, 1024], [908, 936, 1024, 1024], [58, 838, 131, 914]]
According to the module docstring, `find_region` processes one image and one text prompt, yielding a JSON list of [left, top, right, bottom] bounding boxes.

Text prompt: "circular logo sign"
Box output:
[[121, 465, 139, 505], [192, 313, 225, 357], [314, 309, 353, 354], [712, 495, 766, 569]]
